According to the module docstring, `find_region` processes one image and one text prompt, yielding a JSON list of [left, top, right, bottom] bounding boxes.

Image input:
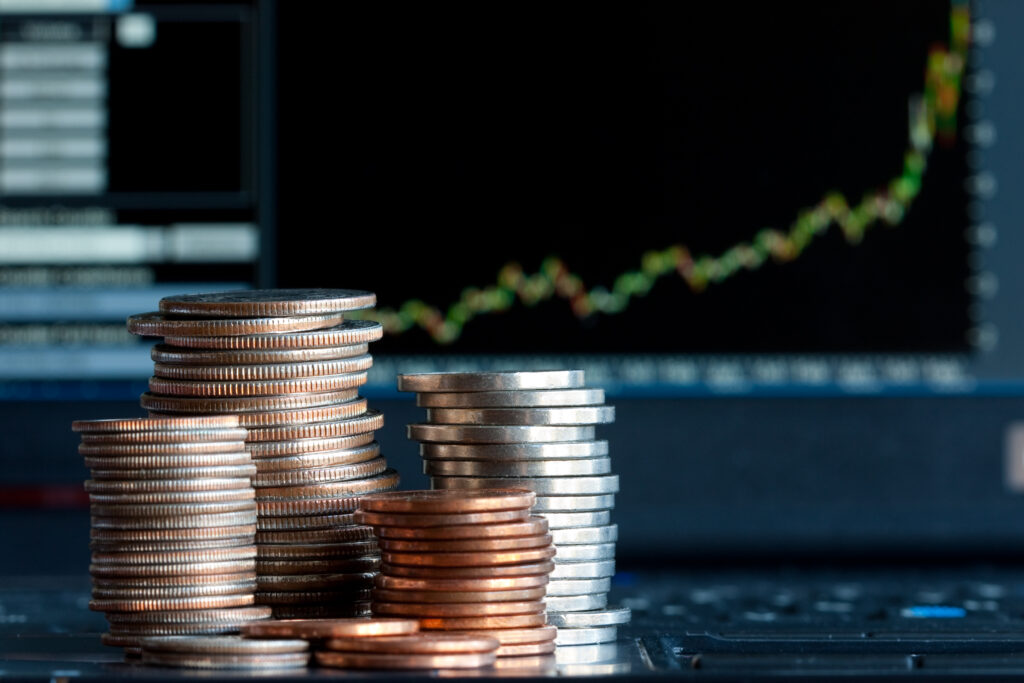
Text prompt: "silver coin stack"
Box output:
[[396, 370, 630, 654]]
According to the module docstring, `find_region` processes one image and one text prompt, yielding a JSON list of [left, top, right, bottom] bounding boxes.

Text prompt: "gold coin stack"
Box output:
[[73, 415, 271, 655], [355, 489, 558, 666], [127, 289, 401, 619]]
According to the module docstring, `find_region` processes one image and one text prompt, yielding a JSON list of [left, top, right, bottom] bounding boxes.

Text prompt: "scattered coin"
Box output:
[[398, 371, 585, 393], [158, 288, 376, 317], [163, 319, 382, 349], [416, 389, 605, 408], [242, 617, 419, 639]]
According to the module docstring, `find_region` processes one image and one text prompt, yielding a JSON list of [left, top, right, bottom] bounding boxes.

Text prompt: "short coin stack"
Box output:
[[73, 415, 271, 654], [355, 490, 558, 665], [128, 289, 400, 619], [397, 370, 629, 649]]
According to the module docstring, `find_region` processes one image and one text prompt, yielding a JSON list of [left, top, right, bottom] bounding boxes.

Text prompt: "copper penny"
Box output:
[[91, 546, 256, 565], [140, 388, 358, 413], [255, 525, 375, 545], [256, 589, 372, 605], [416, 613, 547, 630], [372, 588, 547, 604], [89, 593, 254, 613], [158, 289, 376, 317], [383, 560, 555, 580], [496, 641, 556, 657], [147, 372, 366, 397], [72, 415, 240, 432], [445, 626, 557, 646], [379, 534, 552, 553], [127, 311, 345, 337], [354, 509, 530, 528], [92, 582, 256, 599], [255, 470, 400, 501], [253, 459, 387, 488], [248, 432, 375, 457], [90, 559, 256, 579], [140, 634, 308, 655], [151, 342, 370, 365], [91, 510, 256, 530], [84, 478, 251, 494], [373, 601, 544, 618], [140, 650, 309, 669], [381, 546, 556, 567], [87, 464, 256, 479], [245, 410, 383, 442], [88, 489, 255, 505], [91, 525, 256, 542], [256, 513, 356, 531], [164, 320, 382, 350], [107, 605, 272, 625], [90, 537, 250, 553], [256, 557, 380, 576], [378, 517, 548, 541], [315, 650, 495, 670], [324, 633, 498, 655], [153, 357, 372, 382], [242, 617, 418, 639], [79, 440, 245, 456], [256, 572, 375, 592], [79, 428, 250, 444], [89, 501, 256, 517], [256, 541, 378, 560], [358, 489, 535, 514], [375, 575, 548, 592], [252, 444, 379, 473], [91, 571, 256, 588]]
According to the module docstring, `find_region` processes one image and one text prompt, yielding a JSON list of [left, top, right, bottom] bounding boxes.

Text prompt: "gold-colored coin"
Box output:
[[90, 525, 256, 543], [241, 617, 418, 639], [148, 372, 367, 397], [91, 546, 256, 566], [151, 342, 369, 365], [140, 388, 358, 413], [140, 634, 309, 655], [358, 489, 535, 514], [163, 320, 382, 350], [383, 560, 555, 580], [79, 428, 249, 444], [255, 525, 375, 545], [372, 588, 547, 604], [158, 289, 376, 317], [72, 415, 240, 432], [91, 571, 256, 588], [354, 508, 530, 528], [445, 626, 557, 646], [378, 517, 548, 540], [90, 559, 256, 578], [372, 601, 545, 618], [107, 606, 272, 625], [256, 589, 372, 605], [127, 311, 345, 337], [88, 489, 255, 505], [379, 534, 552, 553], [79, 440, 246, 456], [375, 574, 549, 592], [255, 513, 356, 531], [90, 465, 256, 481], [252, 444, 379, 473], [89, 593, 255, 613], [256, 541, 378, 560], [315, 650, 495, 670], [256, 557, 380, 576], [253, 458, 387, 488], [85, 478, 252, 494], [89, 501, 256, 517], [255, 470, 400, 502], [90, 537, 249, 553], [248, 432, 374, 457], [416, 613, 547, 630], [140, 650, 309, 669], [246, 410, 382, 442], [91, 510, 256, 530], [153, 356, 373, 381], [256, 572, 375, 592], [324, 633, 499, 655], [91, 580, 257, 599]]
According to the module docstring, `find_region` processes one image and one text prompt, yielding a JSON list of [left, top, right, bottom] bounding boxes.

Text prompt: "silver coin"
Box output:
[[540, 511, 611, 529], [545, 593, 608, 613], [546, 607, 631, 628], [410, 424, 595, 444], [554, 642, 619, 665], [425, 406, 614, 426], [421, 441, 608, 461], [553, 626, 617, 646], [533, 495, 616, 512], [558, 662, 631, 676], [545, 578, 612, 597], [549, 560, 615, 580], [431, 475, 618, 496], [398, 371, 585, 393], [423, 458, 611, 478], [549, 525, 618, 545], [553, 543, 616, 562], [416, 389, 605, 408]]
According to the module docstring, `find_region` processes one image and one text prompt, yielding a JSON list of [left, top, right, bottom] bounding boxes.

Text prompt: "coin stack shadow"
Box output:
[[127, 290, 401, 619], [74, 415, 272, 655], [355, 489, 559, 663], [397, 370, 629, 653]]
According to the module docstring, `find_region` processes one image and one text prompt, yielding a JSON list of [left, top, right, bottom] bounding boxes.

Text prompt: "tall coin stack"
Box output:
[[127, 289, 400, 619], [397, 370, 630, 654], [73, 415, 272, 655], [355, 490, 559, 666]]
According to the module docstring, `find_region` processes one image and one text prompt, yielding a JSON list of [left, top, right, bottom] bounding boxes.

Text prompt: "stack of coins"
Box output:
[[355, 490, 558, 665], [140, 636, 309, 669], [396, 370, 629, 649], [73, 415, 271, 654], [127, 289, 400, 619]]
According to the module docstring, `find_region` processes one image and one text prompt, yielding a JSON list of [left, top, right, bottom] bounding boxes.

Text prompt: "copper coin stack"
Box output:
[[354, 489, 558, 666], [396, 370, 628, 653], [127, 289, 400, 619], [73, 415, 271, 655]]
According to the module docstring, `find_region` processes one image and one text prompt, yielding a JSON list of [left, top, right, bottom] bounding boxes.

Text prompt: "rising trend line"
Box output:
[[359, 3, 970, 345]]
